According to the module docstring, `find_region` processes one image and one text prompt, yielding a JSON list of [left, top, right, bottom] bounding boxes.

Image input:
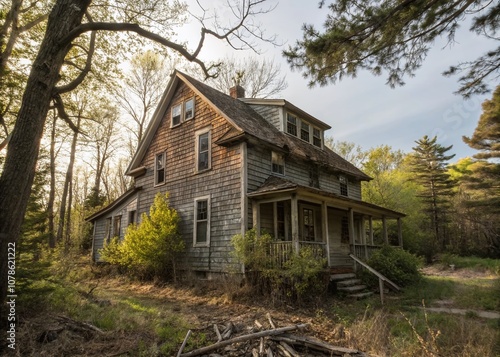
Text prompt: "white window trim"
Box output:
[[171, 103, 182, 127], [195, 127, 212, 173], [193, 195, 211, 247], [184, 97, 195, 121], [154, 151, 166, 186]]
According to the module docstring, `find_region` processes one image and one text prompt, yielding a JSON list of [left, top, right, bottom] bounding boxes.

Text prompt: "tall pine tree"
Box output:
[[410, 135, 455, 259]]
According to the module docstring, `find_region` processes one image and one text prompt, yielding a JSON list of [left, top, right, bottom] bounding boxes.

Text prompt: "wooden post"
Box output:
[[348, 208, 355, 255], [252, 201, 260, 238], [291, 194, 299, 254], [361, 217, 368, 260], [369, 216, 374, 245], [322, 201, 330, 266], [397, 218, 403, 247], [382, 216, 388, 245]]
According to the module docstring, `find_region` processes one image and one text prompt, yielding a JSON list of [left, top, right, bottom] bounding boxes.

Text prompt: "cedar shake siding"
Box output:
[[134, 81, 242, 273]]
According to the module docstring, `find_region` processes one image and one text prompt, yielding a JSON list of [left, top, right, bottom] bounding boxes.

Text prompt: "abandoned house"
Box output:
[[87, 70, 405, 277]]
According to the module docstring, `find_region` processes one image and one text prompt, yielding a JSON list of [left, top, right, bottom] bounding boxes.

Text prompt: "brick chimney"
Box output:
[[229, 85, 245, 99]]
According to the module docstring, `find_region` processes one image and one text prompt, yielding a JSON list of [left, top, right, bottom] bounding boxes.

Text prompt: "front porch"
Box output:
[[248, 178, 405, 268]]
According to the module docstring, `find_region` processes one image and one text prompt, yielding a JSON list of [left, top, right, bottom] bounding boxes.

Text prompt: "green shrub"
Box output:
[[232, 229, 328, 304], [364, 245, 422, 287], [100, 193, 184, 280]]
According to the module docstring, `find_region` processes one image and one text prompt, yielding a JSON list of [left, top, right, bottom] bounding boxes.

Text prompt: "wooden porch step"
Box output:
[[348, 291, 374, 300], [337, 285, 367, 293], [337, 279, 362, 287], [330, 273, 356, 281]]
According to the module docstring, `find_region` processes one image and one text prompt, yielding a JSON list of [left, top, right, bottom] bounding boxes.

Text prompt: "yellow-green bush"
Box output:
[[100, 193, 184, 280]]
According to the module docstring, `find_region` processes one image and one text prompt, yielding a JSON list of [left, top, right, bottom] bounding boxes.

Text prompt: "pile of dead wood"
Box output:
[[177, 313, 367, 357]]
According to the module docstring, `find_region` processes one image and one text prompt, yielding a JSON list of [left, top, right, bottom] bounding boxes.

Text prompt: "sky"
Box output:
[[179, 1, 497, 160]]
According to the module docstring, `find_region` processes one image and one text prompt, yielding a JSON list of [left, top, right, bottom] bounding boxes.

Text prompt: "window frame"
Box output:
[[171, 103, 182, 127], [184, 97, 195, 121], [300, 121, 310, 142], [105, 217, 112, 243], [128, 210, 136, 226], [313, 127, 322, 148], [112, 215, 122, 238], [195, 128, 211, 172], [154, 152, 166, 186], [339, 175, 348, 196], [271, 151, 285, 176], [193, 195, 211, 247], [286, 113, 298, 136], [302, 207, 315, 241]]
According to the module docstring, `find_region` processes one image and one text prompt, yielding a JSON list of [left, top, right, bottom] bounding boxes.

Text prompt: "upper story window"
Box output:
[[286, 112, 323, 149], [339, 175, 348, 196], [171, 104, 182, 127], [300, 121, 310, 142], [286, 113, 297, 136], [196, 129, 211, 172], [271, 151, 285, 175], [313, 128, 322, 148], [155, 152, 166, 185], [184, 97, 195, 120]]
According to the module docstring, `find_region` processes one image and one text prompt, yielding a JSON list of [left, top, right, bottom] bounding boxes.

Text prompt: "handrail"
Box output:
[[349, 254, 400, 291]]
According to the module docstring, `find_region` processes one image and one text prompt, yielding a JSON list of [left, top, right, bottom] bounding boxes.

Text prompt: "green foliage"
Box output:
[[440, 254, 500, 275], [232, 229, 328, 304], [283, 0, 499, 97], [365, 245, 422, 287], [100, 193, 184, 280]]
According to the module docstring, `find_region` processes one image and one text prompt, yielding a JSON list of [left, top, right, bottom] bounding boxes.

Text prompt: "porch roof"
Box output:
[[248, 176, 405, 219]]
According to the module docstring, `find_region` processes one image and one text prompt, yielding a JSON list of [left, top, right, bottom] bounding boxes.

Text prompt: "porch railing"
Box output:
[[352, 244, 381, 260], [269, 241, 326, 268]]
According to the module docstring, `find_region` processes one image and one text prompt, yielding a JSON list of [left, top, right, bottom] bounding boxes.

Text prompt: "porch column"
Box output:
[[361, 217, 368, 260], [291, 194, 299, 253], [369, 216, 374, 245], [252, 201, 260, 237], [382, 216, 388, 244], [348, 208, 355, 254], [397, 218, 403, 247], [322, 201, 331, 266]]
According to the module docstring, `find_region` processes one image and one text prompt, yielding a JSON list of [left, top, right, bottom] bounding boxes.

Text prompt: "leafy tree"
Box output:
[[283, 0, 500, 97], [100, 193, 184, 280], [206, 56, 288, 98], [324, 136, 366, 168], [0, 0, 275, 304], [409, 135, 456, 259]]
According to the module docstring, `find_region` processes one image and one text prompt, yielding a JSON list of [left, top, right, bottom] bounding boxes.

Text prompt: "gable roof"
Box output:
[[126, 70, 371, 181], [85, 187, 140, 222]]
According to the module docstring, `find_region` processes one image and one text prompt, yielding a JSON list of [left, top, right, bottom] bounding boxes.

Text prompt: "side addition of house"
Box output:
[[87, 70, 405, 277]]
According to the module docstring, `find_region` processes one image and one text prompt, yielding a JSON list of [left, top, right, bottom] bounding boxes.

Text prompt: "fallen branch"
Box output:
[[176, 330, 192, 357], [180, 324, 308, 357], [214, 324, 222, 342], [271, 334, 366, 356]]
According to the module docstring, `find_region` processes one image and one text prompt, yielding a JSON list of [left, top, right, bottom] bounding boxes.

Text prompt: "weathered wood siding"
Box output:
[[134, 82, 242, 273], [247, 104, 282, 130], [247, 145, 362, 200]]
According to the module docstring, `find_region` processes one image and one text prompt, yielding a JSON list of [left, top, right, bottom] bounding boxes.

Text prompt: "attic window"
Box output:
[[339, 175, 348, 196], [184, 98, 194, 120], [171, 104, 181, 126], [286, 113, 297, 136], [313, 128, 322, 147]]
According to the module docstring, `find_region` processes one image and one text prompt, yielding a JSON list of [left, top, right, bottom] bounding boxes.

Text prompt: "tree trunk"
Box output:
[[0, 0, 90, 306], [48, 114, 57, 248]]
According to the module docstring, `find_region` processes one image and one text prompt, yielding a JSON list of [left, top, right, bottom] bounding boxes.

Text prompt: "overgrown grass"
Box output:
[[440, 254, 500, 275]]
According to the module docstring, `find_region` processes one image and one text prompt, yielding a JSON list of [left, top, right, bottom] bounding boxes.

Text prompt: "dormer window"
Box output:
[[339, 175, 348, 196], [286, 114, 297, 136], [313, 128, 322, 147], [301, 121, 310, 142]]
